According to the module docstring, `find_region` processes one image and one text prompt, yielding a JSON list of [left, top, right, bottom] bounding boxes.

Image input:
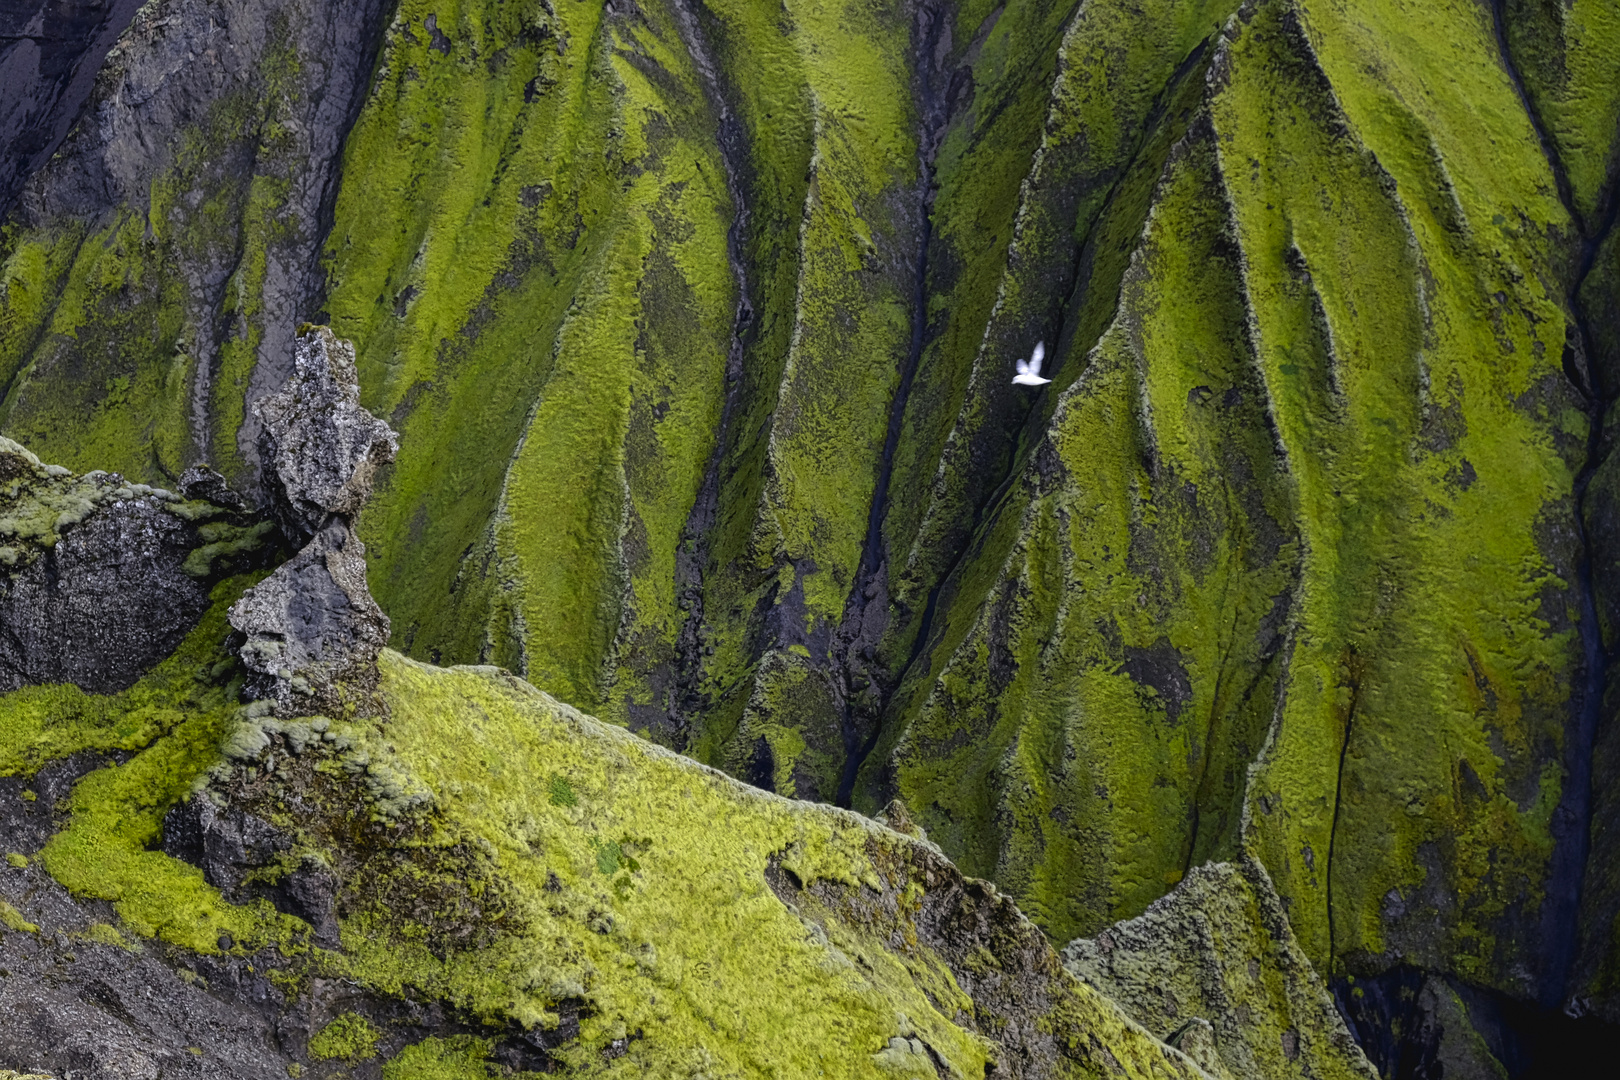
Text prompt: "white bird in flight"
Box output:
[[1013, 341, 1050, 386]]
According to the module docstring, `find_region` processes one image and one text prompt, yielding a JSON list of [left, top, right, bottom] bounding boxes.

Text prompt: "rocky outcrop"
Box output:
[[0, 436, 270, 693], [4, 0, 1620, 1069], [227, 327, 396, 716], [1062, 858, 1377, 1080], [1, 619, 1220, 1077]]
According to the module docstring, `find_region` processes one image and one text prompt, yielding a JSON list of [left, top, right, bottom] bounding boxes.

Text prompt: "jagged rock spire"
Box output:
[[228, 328, 398, 716]]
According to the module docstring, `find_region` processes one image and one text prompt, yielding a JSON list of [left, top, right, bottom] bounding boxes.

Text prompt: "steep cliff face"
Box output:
[[2, 0, 1619, 1071], [0, 0, 391, 487], [0, 0, 143, 214], [0, 350, 1260, 1076]]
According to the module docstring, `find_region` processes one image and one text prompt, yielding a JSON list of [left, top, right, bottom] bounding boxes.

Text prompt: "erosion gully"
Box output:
[[831, 0, 953, 809]]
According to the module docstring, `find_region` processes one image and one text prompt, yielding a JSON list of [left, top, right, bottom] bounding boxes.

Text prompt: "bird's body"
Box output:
[[1013, 341, 1050, 386]]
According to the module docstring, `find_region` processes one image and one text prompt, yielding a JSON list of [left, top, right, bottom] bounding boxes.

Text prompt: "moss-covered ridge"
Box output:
[[1, 587, 1230, 1077], [4, 0, 1620, 1039]]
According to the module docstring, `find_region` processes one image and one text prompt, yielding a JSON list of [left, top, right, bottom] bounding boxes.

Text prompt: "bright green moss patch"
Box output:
[[1229, 0, 1581, 984], [0, 576, 307, 954], [381, 1036, 492, 1080], [283, 650, 1206, 1077], [0, 576, 250, 775], [1504, 0, 1620, 229], [308, 1012, 381, 1063], [327, 0, 736, 729], [5, 853, 26, 868], [0, 899, 37, 933]]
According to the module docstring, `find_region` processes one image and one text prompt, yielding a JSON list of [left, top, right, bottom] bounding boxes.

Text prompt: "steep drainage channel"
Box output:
[[1485, 0, 1609, 1011], [665, 0, 756, 750], [833, 0, 952, 809]]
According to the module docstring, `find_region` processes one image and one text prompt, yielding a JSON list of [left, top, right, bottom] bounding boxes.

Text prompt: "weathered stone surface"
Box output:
[[0, 0, 394, 489], [1062, 857, 1377, 1080], [161, 795, 339, 949], [0, 437, 268, 693], [0, 851, 294, 1080], [0, 0, 142, 215], [255, 328, 398, 546], [228, 328, 395, 716]]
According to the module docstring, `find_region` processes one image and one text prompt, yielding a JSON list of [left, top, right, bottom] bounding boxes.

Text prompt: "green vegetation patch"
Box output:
[[308, 1012, 381, 1063]]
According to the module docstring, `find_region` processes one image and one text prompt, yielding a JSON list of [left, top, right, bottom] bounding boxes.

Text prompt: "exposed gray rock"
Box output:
[[228, 327, 395, 716], [256, 328, 398, 546], [161, 796, 339, 949], [0, 848, 293, 1080], [5, 0, 393, 484], [0, 437, 271, 693], [0, 0, 142, 215], [1061, 857, 1378, 1080]]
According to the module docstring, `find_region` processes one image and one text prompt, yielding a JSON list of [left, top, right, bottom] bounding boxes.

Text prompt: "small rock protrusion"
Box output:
[[877, 798, 929, 843], [254, 327, 397, 546], [1168, 1018, 1234, 1080]]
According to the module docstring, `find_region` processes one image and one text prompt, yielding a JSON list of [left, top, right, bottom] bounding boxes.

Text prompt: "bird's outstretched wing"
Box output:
[[1013, 341, 1051, 386]]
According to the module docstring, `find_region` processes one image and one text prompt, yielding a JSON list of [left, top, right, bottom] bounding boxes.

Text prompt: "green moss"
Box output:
[[865, 76, 1295, 943], [724, 649, 844, 801], [1503, 0, 1620, 230], [4, 853, 25, 868], [274, 651, 1204, 1076], [885, 0, 1236, 655], [1063, 858, 1376, 1080], [0, 575, 308, 954], [0, 15, 335, 488], [308, 1012, 381, 1063], [327, 0, 735, 728], [381, 1036, 492, 1080], [0, 899, 37, 933], [181, 520, 277, 578], [76, 921, 141, 952], [1227, 0, 1581, 984], [843, 0, 1588, 1002]]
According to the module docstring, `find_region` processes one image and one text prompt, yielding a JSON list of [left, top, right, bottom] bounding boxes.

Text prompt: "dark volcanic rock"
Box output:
[[0, 0, 143, 215], [0, 438, 269, 693], [161, 796, 340, 949], [0, 851, 294, 1080], [228, 327, 396, 716]]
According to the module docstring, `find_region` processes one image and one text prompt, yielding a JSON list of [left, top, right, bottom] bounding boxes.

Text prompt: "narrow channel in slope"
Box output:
[[1488, 0, 1606, 1010], [664, 0, 757, 751], [832, 0, 951, 809]]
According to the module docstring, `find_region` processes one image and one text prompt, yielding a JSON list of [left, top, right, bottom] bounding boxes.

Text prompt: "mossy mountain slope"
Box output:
[[0, 564, 1236, 1077], [2, 0, 1620, 1067]]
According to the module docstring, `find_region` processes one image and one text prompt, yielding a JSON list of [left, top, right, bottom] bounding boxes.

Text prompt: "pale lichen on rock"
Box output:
[[1063, 857, 1378, 1080]]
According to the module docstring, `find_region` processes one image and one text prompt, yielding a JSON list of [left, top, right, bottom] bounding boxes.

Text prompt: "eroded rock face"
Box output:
[[0, 437, 270, 693], [228, 328, 396, 715], [255, 329, 399, 547], [0, 0, 143, 215], [1061, 857, 1378, 1080], [161, 795, 340, 949]]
